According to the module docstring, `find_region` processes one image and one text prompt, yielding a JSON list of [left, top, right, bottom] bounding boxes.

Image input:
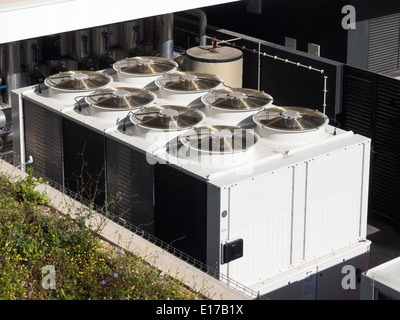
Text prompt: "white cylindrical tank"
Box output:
[[186, 45, 243, 88]]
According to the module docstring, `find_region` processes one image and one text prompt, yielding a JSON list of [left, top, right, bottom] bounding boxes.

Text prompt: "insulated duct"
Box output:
[[4, 42, 22, 106], [186, 9, 207, 46], [161, 13, 174, 59], [90, 26, 109, 56]]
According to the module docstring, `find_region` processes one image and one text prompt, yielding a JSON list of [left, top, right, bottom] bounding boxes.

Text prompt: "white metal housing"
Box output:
[[361, 256, 400, 300], [11, 67, 372, 299]]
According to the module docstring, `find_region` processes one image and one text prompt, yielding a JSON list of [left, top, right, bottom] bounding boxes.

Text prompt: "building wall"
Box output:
[[203, 0, 349, 63]]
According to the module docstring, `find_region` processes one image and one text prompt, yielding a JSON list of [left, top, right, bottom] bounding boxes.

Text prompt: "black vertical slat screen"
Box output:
[[106, 138, 155, 235], [23, 100, 63, 186], [154, 165, 209, 265], [342, 65, 400, 230], [62, 118, 106, 209], [368, 0, 400, 74]]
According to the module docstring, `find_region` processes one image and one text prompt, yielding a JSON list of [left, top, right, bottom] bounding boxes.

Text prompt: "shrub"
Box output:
[[0, 171, 205, 300]]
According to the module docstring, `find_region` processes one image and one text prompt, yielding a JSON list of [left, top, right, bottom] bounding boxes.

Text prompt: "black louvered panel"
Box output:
[[370, 76, 400, 220], [343, 65, 400, 228], [62, 118, 106, 208], [368, 0, 400, 74], [154, 164, 209, 265], [106, 138, 155, 235], [341, 68, 374, 138], [23, 100, 63, 186]]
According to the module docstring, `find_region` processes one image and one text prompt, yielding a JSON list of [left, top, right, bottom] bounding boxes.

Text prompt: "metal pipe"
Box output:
[[186, 9, 207, 46], [0, 107, 12, 128], [72, 29, 89, 60], [90, 26, 109, 55], [121, 21, 138, 51], [4, 42, 22, 107], [161, 13, 174, 59]]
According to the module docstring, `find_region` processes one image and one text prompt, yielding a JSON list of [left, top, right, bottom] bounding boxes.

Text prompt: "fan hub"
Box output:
[[113, 89, 132, 98], [281, 110, 302, 120], [70, 72, 90, 81], [227, 91, 248, 100], [180, 74, 198, 82], [137, 58, 154, 66], [210, 129, 233, 139], [159, 108, 180, 117]]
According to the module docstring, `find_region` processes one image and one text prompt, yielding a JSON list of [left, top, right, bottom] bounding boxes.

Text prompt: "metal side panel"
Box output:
[[106, 137, 155, 235], [304, 142, 367, 260], [226, 166, 294, 286], [23, 98, 63, 186], [255, 241, 371, 300]]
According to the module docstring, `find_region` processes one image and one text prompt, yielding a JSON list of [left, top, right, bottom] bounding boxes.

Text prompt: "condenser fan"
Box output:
[[156, 71, 222, 92], [203, 88, 273, 111], [45, 71, 112, 91], [180, 125, 259, 154], [113, 56, 178, 75], [85, 87, 156, 109], [253, 107, 328, 132], [130, 105, 204, 130]]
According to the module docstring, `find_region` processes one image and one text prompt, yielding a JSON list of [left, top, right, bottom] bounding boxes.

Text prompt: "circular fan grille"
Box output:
[[130, 105, 204, 130], [203, 87, 273, 111], [85, 87, 156, 109], [180, 125, 258, 154], [253, 107, 328, 132], [156, 71, 222, 92], [45, 71, 112, 91], [113, 56, 178, 76]]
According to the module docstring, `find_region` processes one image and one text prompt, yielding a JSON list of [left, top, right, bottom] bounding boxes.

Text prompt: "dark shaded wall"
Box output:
[[203, 0, 349, 63]]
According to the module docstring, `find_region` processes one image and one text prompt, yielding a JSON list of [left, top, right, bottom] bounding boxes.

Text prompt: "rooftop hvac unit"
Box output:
[[113, 56, 178, 90], [361, 257, 400, 300], [155, 71, 224, 107], [150, 105, 371, 296], [12, 70, 371, 298], [201, 87, 273, 127]]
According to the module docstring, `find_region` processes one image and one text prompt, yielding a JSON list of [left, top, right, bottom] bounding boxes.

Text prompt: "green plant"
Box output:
[[0, 171, 207, 300], [11, 167, 49, 205]]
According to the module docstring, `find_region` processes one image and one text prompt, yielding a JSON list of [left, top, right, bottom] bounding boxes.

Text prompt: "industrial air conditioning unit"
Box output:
[[11, 59, 372, 299], [361, 257, 400, 300], [148, 105, 371, 299]]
